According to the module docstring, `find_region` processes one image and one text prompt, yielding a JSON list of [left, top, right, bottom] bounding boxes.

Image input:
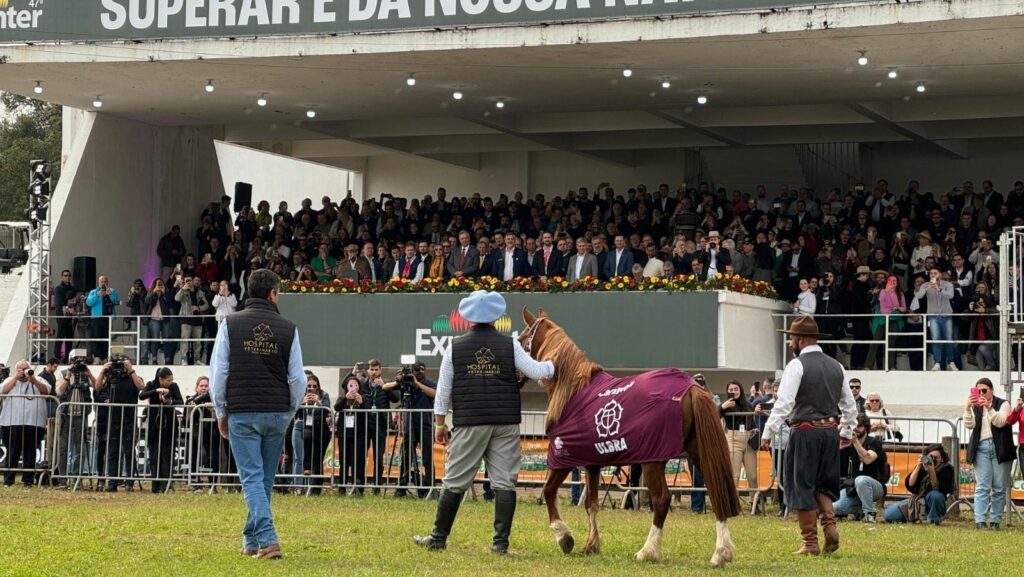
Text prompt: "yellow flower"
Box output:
[[561, 281, 568, 287], [616, 283, 624, 289], [604, 283, 611, 290], [340, 288, 348, 293], [329, 287, 336, 293]]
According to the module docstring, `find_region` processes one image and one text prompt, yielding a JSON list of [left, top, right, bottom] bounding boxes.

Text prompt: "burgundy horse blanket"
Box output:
[[546, 368, 699, 469]]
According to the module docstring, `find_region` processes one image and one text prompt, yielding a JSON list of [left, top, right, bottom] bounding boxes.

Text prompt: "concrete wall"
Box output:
[[361, 149, 690, 200], [214, 141, 355, 210], [870, 139, 1024, 195], [50, 113, 225, 291]]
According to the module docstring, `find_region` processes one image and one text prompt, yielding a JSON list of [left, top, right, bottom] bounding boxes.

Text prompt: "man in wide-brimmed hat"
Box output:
[[413, 291, 554, 554], [761, 316, 857, 557]]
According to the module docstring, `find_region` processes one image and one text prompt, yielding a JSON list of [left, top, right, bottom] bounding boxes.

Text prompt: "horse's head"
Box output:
[[519, 306, 555, 362]]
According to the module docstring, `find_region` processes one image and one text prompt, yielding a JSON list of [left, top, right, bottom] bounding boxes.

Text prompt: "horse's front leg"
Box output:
[[635, 463, 670, 562], [543, 468, 574, 554], [582, 465, 602, 555]]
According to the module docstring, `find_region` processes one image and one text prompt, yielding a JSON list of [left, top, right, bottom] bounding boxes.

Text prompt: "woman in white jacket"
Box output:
[[211, 281, 238, 322]]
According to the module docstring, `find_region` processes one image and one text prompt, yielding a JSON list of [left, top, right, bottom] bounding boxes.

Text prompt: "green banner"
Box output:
[[278, 291, 719, 369], [0, 0, 874, 43]]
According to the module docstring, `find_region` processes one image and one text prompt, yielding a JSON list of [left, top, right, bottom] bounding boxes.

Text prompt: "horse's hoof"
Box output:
[[558, 534, 575, 555], [635, 547, 662, 562], [721, 545, 735, 563], [582, 542, 600, 556]]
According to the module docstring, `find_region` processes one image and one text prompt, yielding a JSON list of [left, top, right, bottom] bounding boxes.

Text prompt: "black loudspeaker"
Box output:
[[73, 256, 96, 291], [234, 182, 253, 212]]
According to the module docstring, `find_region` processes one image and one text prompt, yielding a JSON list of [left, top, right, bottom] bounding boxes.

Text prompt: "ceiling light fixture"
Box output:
[[205, 79, 215, 93], [33, 81, 43, 95], [406, 73, 417, 86], [495, 100, 505, 109], [661, 78, 671, 89], [887, 68, 898, 79], [857, 50, 868, 66], [916, 82, 927, 93], [696, 94, 708, 105], [306, 106, 317, 118], [622, 66, 633, 78], [92, 96, 103, 108], [256, 93, 268, 107], [453, 90, 463, 100]]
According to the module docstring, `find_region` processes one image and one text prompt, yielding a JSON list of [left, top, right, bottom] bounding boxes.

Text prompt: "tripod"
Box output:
[[384, 387, 415, 496]]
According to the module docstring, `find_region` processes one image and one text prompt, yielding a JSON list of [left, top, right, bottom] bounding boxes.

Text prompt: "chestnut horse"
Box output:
[[519, 307, 740, 567]]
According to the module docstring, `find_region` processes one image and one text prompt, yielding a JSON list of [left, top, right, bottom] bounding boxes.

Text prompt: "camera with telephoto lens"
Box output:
[[68, 349, 90, 375], [108, 354, 130, 379]]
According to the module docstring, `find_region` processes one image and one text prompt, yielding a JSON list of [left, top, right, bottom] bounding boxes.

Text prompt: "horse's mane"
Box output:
[[535, 323, 602, 426]]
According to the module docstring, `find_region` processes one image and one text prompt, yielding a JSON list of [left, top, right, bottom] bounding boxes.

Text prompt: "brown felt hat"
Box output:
[[777, 316, 831, 338]]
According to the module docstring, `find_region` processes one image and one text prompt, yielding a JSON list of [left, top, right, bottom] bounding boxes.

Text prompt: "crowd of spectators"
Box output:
[[51, 177, 1022, 368]]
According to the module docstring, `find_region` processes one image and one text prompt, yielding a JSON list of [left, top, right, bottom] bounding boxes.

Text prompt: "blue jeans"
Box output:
[[927, 315, 956, 367], [291, 423, 305, 487], [883, 490, 947, 523], [145, 320, 174, 364], [690, 459, 705, 513], [228, 412, 290, 549], [973, 439, 1011, 525], [833, 475, 885, 516], [570, 468, 582, 504]]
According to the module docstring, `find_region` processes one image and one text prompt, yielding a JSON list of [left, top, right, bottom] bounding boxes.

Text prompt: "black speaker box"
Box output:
[[73, 256, 96, 290], [234, 182, 253, 212]]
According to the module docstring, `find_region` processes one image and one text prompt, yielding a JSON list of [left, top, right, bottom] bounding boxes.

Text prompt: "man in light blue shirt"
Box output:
[[209, 269, 306, 560]]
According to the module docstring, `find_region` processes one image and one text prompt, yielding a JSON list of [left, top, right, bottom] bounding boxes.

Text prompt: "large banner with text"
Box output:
[[1, 0, 875, 43]]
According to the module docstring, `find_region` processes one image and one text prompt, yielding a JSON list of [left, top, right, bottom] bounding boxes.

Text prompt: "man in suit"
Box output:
[[555, 236, 573, 278], [690, 257, 709, 282], [393, 242, 424, 283], [566, 238, 599, 282], [447, 231, 479, 279], [474, 238, 495, 279], [532, 231, 563, 280], [336, 244, 371, 281], [362, 242, 386, 284], [492, 232, 531, 281], [603, 234, 634, 279], [592, 234, 610, 281]]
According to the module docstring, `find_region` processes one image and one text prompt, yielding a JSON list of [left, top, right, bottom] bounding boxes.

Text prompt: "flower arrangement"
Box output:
[[280, 273, 777, 299]]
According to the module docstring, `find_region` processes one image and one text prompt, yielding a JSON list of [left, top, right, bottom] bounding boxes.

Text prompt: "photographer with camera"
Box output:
[[883, 444, 955, 524], [967, 280, 998, 370], [832, 414, 888, 523], [139, 367, 183, 493], [174, 275, 210, 366], [358, 359, 399, 493], [291, 372, 332, 494], [694, 230, 731, 278], [394, 361, 437, 499], [95, 355, 143, 492], [55, 353, 96, 483], [1, 360, 53, 487], [84, 275, 121, 363]]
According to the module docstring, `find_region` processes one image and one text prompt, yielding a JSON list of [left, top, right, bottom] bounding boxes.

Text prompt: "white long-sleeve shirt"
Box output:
[[434, 336, 554, 416], [762, 345, 857, 443], [963, 400, 1011, 441]]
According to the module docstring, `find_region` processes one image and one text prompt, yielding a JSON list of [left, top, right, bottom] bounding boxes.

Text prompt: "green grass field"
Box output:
[[0, 487, 1015, 576]]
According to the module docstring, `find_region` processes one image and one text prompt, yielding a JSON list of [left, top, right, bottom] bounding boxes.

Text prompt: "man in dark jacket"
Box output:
[[414, 291, 554, 554], [209, 269, 307, 560], [157, 225, 187, 281]]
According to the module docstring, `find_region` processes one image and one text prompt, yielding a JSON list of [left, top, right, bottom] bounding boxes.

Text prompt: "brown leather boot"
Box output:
[[792, 510, 820, 556], [816, 494, 839, 555]]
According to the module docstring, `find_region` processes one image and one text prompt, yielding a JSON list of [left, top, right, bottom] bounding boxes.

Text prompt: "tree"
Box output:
[[0, 93, 62, 221]]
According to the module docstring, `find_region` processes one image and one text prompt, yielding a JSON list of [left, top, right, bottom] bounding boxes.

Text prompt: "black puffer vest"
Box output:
[[225, 298, 296, 414], [451, 325, 519, 427]]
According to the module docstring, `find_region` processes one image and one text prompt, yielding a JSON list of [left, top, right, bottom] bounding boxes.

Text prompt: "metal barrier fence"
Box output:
[[0, 394, 59, 487], [775, 312, 1000, 371]]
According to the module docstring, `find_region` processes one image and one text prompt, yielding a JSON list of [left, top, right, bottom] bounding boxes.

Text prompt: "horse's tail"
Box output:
[[689, 387, 741, 521]]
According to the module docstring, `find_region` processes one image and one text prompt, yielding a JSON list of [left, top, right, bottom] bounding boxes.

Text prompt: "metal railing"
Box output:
[[33, 314, 218, 365], [775, 312, 999, 371], [0, 394, 59, 487]]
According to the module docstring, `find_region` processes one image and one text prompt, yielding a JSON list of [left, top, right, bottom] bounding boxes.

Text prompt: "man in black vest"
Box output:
[[761, 316, 857, 557], [209, 269, 307, 560], [413, 290, 554, 554]]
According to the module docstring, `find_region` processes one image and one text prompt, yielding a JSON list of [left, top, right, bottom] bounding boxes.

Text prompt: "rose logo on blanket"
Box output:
[[594, 400, 623, 438]]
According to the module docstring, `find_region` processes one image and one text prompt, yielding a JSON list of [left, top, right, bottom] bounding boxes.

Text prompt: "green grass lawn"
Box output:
[[0, 487, 1014, 576]]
